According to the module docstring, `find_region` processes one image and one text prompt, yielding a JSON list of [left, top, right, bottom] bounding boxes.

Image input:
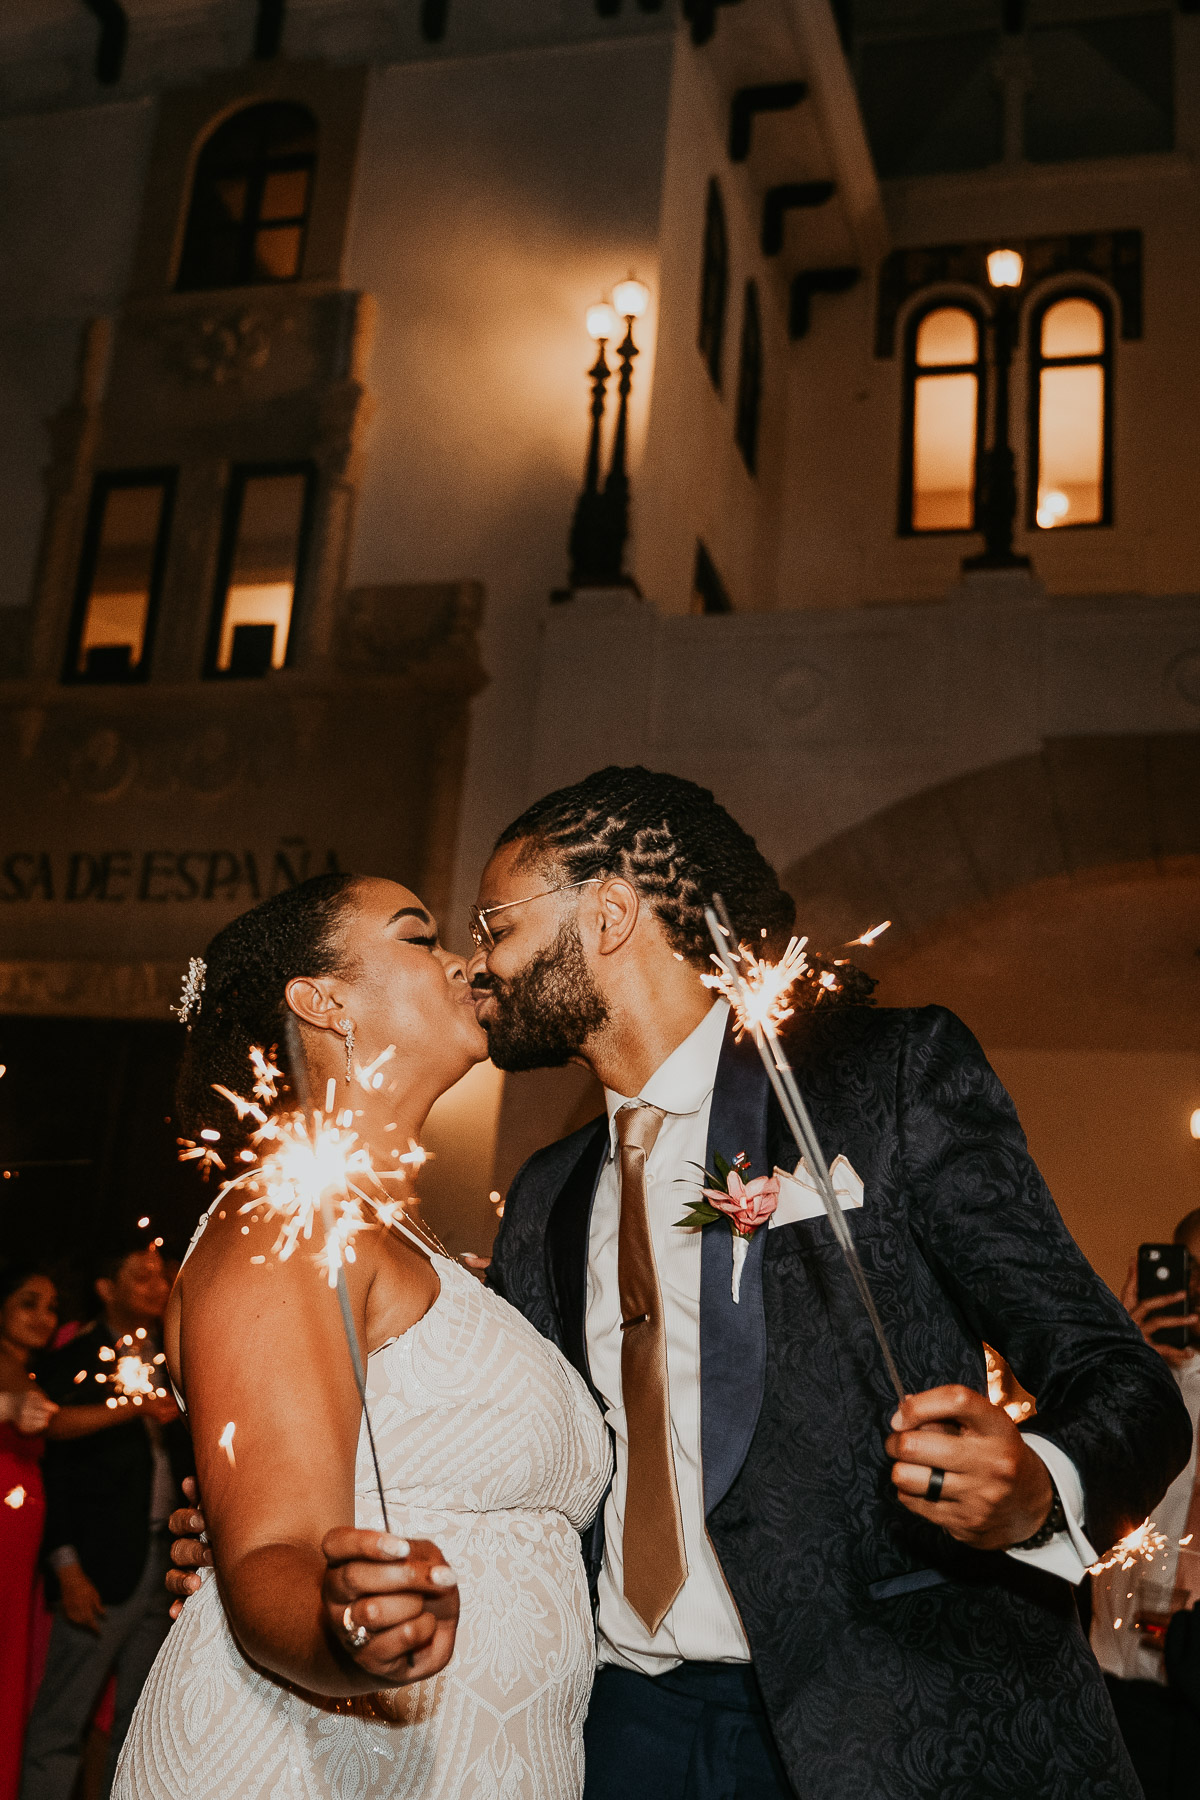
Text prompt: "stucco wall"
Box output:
[[341, 33, 674, 940]]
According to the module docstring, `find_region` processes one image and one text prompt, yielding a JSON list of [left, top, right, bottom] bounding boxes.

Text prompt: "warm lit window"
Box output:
[[734, 281, 762, 475], [1030, 294, 1110, 530], [902, 304, 983, 532], [177, 102, 318, 292], [206, 466, 313, 678], [64, 472, 175, 682], [697, 179, 728, 391]]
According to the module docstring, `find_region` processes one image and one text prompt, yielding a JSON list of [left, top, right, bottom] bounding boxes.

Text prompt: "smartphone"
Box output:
[[1137, 1243, 1190, 1350]]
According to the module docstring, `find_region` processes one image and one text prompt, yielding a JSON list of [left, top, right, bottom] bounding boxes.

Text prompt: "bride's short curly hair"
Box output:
[[175, 872, 359, 1140], [494, 765, 796, 969]]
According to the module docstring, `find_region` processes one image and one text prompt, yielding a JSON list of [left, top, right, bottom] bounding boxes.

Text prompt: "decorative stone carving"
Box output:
[[155, 308, 275, 387], [0, 960, 182, 1020], [177, 723, 247, 797], [62, 726, 138, 801]]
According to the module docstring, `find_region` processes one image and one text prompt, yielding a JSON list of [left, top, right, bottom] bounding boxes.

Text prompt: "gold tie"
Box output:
[[615, 1101, 688, 1634]]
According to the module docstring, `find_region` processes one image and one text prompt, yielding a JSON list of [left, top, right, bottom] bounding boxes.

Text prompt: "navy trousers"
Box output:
[[583, 1662, 795, 1800]]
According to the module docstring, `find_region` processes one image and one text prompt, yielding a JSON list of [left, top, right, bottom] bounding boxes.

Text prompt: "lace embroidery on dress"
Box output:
[[114, 1253, 611, 1800]]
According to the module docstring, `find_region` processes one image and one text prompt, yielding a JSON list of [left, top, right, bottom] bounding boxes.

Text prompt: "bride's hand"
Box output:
[[321, 1529, 459, 1686]]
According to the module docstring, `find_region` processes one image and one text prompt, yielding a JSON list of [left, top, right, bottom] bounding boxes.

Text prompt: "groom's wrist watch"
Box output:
[[1012, 1492, 1068, 1551]]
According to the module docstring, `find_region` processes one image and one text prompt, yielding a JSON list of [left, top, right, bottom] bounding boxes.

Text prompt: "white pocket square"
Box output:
[[769, 1154, 864, 1227]]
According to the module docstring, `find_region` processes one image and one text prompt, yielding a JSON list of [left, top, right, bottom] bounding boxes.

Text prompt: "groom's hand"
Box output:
[[166, 1476, 212, 1617], [885, 1385, 1055, 1550]]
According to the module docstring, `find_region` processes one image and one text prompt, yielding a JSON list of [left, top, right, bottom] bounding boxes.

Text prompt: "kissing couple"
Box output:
[[115, 766, 1188, 1800]]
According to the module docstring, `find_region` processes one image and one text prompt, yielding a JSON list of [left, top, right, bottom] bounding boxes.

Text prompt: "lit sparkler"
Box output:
[[845, 920, 891, 948], [702, 934, 809, 1038], [704, 895, 906, 1405], [4, 1485, 25, 1509], [1086, 1518, 1170, 1576], [208, 1024, 428, 1529], [185, 1028, 444, 1531], [219, 1421, 236, 1469]]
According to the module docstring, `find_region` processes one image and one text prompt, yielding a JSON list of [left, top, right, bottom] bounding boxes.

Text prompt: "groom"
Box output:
[[170, 764, 1189, 1798], [466, 765, 1188, 1800]]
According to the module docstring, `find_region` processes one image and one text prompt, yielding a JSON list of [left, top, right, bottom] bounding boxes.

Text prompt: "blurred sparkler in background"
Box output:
[[77, 1329, 169, 1408]]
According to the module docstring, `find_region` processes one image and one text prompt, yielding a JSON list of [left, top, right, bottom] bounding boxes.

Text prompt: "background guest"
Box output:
[[20, 1240, 190, 1800], [0, 1267, 59, 1800], [1091, 1208, 1200, 1800]]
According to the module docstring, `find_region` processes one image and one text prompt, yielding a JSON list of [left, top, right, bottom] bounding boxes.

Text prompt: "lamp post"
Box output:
[[598, 276, 650, 582], [565, 276, 650, 591], [566, 301, 617, 589], [963, 247, 1031, 573]]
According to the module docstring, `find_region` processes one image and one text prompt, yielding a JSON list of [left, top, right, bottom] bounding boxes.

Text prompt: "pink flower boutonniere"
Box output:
[[675, 1151, 780, 1303]]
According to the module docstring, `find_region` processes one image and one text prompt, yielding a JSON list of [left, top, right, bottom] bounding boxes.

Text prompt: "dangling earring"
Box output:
[[337, 1018, 356, 1082]]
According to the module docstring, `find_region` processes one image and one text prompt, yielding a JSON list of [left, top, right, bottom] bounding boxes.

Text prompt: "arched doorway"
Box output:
[[781, 735, 1200, 1292]]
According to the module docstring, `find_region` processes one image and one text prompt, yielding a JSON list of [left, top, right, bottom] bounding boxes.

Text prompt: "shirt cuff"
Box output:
[[48, 1545, 81, 1571], [1005, 1432, 1096, 1584]]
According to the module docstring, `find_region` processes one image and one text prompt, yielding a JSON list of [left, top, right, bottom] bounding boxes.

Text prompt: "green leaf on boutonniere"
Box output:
[[685, 1159, 733, 1193], [674, 1197, 724, 1231]]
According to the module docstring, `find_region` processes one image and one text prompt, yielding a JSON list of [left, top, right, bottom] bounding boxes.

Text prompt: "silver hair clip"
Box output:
[[172, 956, 207, 1026]]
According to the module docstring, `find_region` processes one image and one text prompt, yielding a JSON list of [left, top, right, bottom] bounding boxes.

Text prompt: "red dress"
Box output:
[[0, 1420, 46, 1800]]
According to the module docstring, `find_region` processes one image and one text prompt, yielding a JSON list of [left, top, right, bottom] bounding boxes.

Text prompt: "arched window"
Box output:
[[697, 178, 728, 391], [734, 280, 762, 475], [1030, 293, 1111, 530], [177, 102, 318, 292], [901, 302, 984, 533]]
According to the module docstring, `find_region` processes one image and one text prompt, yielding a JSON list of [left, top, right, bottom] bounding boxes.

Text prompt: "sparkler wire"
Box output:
[[706, 896, 906, 1407], [282, 1017, 391, 1533]]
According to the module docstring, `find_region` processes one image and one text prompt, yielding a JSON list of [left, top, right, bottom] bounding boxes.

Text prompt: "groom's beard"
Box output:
[[477, 918, 608, 1073]]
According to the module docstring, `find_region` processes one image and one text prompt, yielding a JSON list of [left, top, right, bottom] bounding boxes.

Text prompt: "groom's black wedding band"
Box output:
[[926, 1467, 946, 1503]]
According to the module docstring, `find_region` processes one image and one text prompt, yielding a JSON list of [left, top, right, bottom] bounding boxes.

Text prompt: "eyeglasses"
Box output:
[[469, 878, 600, 952]]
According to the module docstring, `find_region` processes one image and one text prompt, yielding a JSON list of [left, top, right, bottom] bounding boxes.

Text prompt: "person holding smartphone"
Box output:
[[1090, 1208, 1200, 1800]]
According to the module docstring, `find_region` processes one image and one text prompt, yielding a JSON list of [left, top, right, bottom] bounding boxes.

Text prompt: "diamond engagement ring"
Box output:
[[342, 1604, 370, 1653]]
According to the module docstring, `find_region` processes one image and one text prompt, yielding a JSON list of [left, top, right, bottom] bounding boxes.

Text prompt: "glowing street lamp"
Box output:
[[586, 301, 618, 343], [986, 248, 1024, 290], [964, 247, 1032, 574], [612, 276, 650, 321], [565, 276, 652, 591]]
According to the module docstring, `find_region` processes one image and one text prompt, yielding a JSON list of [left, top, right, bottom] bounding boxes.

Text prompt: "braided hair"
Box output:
[[175, 873, 359, 1141], [495, 766, 796, 969]]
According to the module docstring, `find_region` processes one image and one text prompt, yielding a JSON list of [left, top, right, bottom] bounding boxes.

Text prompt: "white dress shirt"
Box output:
[[1090, 1351, 1200, 1685], [586, 998, 1093, 1676]]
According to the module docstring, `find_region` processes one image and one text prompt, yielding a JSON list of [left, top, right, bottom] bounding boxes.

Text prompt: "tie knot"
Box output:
[[615, 1102, 666, 1159]]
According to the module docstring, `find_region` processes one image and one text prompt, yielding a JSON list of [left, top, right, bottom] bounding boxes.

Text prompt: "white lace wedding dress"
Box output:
[[113, 1248, 611, 1800]]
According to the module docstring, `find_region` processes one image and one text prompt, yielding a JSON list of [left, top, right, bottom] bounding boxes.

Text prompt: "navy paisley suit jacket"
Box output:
[[489, 1005, 1192, 1800]]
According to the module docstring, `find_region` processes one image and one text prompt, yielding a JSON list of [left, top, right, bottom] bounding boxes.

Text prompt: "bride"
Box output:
[[114, 872, 611, 1800]]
